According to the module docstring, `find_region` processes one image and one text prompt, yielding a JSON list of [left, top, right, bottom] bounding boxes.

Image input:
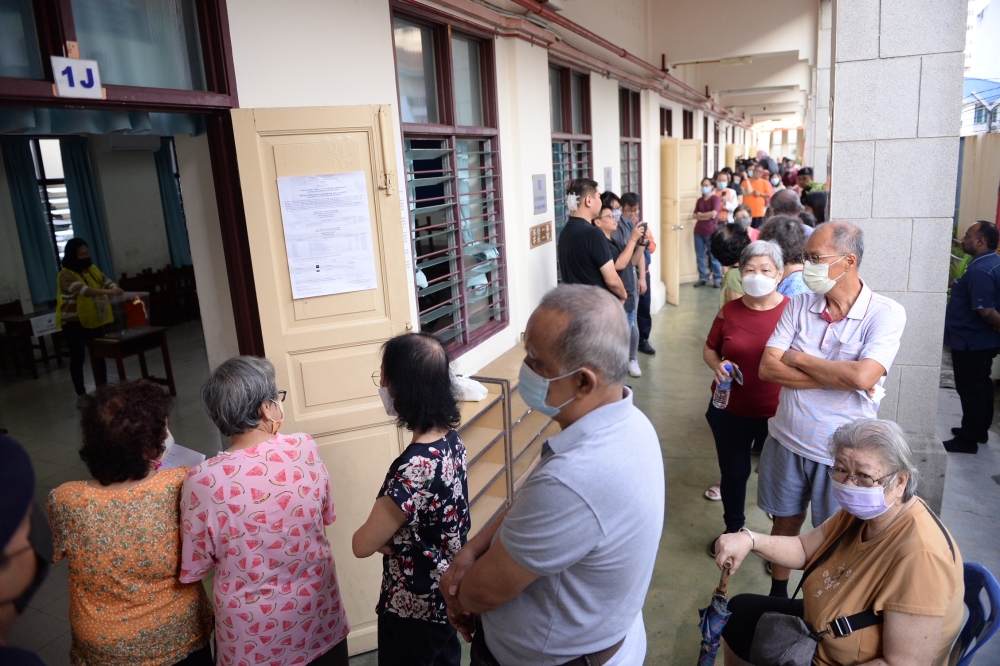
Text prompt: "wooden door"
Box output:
[[231, 105, 411, 654], [660, 138, 703, 304]]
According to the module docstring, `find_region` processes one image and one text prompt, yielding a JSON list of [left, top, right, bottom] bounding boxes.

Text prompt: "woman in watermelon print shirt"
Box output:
[[180, 356, 349, 666], [353, 333, 470, 666]]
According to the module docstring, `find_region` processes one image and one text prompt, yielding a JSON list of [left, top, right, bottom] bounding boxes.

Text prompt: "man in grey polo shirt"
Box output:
[[440, 284, 665, 666], [756, 221, 906, 598]]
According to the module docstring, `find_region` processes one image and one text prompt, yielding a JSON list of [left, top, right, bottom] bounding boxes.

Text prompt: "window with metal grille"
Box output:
[[682, 109, 694, 140], [619, 88, 641, 196], [550, 65, 591, 239], [29, 138, 73, 266], [393, 12, 508, 354], [660, 107, 673, 137]]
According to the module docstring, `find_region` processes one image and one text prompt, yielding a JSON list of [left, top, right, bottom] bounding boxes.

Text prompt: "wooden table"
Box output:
[[0, 309, 62, 380], [86, 326, 177, 396]]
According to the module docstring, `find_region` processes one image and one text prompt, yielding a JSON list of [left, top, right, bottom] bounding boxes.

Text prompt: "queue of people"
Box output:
[[0, 160, 976, 666]]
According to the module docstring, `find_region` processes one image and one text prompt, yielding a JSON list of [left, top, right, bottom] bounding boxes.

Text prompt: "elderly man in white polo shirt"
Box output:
[[757, 221, 906, 598], [439, 284, 665, 666]]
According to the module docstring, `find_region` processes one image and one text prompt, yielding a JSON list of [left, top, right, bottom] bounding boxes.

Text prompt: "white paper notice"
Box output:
[[159, 444, 206, 470], [277, 171, 378, 299]]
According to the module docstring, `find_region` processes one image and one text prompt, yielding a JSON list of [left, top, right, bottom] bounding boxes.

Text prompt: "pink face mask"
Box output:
[[831, 476, 897, 520]]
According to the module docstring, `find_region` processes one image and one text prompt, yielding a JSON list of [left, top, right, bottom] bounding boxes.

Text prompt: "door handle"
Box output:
[[671, 225, 684, 231]]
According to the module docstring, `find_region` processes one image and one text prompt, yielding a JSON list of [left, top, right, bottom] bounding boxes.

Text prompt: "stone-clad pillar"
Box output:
[[828, 0, 966, 512]]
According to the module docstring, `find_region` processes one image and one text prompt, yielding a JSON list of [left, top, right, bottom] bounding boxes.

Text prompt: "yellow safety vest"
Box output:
[[56, 266, 114, 329]]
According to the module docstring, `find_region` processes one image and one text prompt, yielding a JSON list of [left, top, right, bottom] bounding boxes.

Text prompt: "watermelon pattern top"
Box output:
[[179, 432, 349, 666]]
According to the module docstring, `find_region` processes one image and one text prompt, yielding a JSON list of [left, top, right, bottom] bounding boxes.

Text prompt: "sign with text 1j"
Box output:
[[532, 174, 546, 214], [51, 56, 103, 99]]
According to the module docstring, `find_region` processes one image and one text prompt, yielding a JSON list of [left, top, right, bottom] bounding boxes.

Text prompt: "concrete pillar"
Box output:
[[810, 0, 832, 180], [829, 0, 966, 512]]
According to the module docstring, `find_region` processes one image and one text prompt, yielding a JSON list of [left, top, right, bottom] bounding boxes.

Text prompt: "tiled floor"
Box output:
[[5, 300, 1000, 665]]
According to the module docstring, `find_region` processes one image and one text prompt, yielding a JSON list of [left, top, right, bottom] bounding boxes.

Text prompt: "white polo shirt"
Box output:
[[765, 282, 906, 464]]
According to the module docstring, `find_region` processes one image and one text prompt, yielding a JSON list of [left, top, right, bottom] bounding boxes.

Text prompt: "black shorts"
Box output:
[[721, 594, 805, 661]]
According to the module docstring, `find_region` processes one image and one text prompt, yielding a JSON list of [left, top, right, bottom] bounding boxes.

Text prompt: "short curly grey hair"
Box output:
[[738, 240, 784, 274], [829, 418, 919, 501], [202, 356, 279, 437]]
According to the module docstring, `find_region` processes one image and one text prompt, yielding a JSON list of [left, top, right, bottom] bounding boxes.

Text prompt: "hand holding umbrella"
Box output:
[[697, 557, 734, 666]]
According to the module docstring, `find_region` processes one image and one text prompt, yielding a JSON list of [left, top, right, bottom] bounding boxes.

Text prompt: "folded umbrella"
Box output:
[[698, 558, 733, 666]]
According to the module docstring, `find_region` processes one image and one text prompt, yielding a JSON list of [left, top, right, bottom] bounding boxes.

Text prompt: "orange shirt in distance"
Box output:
[[742, 177, 773, 218]]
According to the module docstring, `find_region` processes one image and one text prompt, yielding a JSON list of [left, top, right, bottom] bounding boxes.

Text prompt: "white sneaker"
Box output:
[[628, 359, 642, 377]]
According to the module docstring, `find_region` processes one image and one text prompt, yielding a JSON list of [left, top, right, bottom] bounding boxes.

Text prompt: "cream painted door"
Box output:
[[231, 105, 410, 655], [660, 138, 703, 304]]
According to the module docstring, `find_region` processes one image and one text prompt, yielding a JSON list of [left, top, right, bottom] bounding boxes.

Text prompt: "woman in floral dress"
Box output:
[[353, 333, 470, 666], [47, 380, 213, 666], [180, 356, 349, 666]]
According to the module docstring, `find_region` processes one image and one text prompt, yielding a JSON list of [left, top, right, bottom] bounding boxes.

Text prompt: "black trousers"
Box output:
[[952, 347, 1000, 443], [751, 216, 766, 229], [637, 279, 652, 341], [172, 646, 213, 666], [61, 321, 106, 395], [706, 404, 770, 533], [378, 611, 461, 666], [308, 639, 349, 666], [721, 594, 805, 661]]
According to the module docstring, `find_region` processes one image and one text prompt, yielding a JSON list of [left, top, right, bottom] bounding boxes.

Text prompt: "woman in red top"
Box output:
[[703, 240, 790, 555]]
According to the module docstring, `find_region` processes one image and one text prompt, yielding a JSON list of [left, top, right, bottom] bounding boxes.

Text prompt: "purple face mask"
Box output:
[[831, 475, 897, 520]]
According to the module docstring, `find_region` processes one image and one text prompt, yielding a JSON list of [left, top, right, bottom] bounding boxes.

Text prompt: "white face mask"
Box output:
[[771, 177, 781, 186], [378, 386, 397, 417], [741, 273, 777, 298], [803, 256, 847, 294]]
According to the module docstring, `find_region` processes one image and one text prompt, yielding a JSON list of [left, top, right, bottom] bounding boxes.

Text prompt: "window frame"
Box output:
[[0, 0, 238, 111], [549, 64, 592, 239], [27, 137, 71, 268], [682, 109, 694, 140], [391, 6, 509, 356], [619, 87, 641, 197], [660, 107, 672, 137]]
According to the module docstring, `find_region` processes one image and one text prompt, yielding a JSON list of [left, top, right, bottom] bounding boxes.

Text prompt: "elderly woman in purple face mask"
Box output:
[[713, 418, 965, 666]]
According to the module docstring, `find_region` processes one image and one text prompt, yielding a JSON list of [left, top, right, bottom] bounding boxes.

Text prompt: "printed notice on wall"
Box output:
[[277, 171, 378, 299]]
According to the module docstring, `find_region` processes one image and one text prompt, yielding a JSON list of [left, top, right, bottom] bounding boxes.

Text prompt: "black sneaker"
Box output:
[[638, 340, 656, 355], [943, 437, 979, 454], [712, 281, 721, 288], [693, 280, 707, 288], [709, 536, 721, 558], [951, 427, 988, 444]]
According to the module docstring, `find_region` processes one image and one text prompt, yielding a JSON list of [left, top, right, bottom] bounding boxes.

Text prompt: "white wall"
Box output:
[[88, 139, 171, 278], [641, 89, 665, 312], [0, 154, 34, 309], [173, 133, 240, 371], [591, 74, 623, 197]]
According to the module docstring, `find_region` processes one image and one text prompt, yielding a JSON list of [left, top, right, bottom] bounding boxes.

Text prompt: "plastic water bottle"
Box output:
[[712, 364, 733, 409]]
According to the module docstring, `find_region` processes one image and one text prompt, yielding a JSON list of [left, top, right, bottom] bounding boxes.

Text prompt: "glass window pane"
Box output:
[[71, 0, 206, 90], [549, 67, 563, 133], [394, 19, 440, 124], [571, 73, 584, 134], [457, 139, 502, 338], [0, 0, 43, 79], [452, 36, 483, 127], [619, 91, 627, 136], [38, 139, 64, 179]]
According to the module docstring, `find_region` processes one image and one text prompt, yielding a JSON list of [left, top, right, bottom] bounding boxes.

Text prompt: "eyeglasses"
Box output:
[[371, 370, 381, 387], [804, 253, 846, 264], [827, 467, 897, 488], [275, 390, 286, 403]]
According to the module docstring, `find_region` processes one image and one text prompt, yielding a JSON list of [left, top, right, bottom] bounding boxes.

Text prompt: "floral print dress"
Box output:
[[377, 429, 470, 623], [180, 433, 349, 666], [47, 467, 214, 666]]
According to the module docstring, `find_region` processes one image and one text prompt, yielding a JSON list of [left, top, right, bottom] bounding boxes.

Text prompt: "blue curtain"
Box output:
[[0, 137, 58, 303], [154, 137, 191, 267], [59, 136, 114, 278]]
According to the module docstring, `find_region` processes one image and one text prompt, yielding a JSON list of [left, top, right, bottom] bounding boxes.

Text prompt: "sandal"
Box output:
[[704, 483, 722, 501]]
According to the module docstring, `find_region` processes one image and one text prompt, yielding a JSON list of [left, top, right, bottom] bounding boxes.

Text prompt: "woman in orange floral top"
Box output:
[[47, 381, 213, 666]]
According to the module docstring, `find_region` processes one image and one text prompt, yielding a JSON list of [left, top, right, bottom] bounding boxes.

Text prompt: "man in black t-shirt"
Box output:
[[557, 178, 626, 301]]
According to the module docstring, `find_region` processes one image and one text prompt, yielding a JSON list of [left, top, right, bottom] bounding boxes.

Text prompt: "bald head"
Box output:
[[770, 189, 803, 216]]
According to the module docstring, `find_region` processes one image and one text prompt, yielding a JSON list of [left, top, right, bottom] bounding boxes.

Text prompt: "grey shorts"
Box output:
[[756, 435, 839, 527]]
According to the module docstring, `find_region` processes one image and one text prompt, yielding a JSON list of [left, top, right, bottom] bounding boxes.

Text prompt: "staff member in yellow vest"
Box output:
[[56, 238, 123, 408]]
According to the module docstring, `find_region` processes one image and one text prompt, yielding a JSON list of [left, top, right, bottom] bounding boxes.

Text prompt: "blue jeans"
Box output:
[[694, 234, 722, 283]]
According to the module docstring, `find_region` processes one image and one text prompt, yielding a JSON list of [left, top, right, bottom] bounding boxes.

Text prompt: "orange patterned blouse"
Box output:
[[47, 467, 214, 666]]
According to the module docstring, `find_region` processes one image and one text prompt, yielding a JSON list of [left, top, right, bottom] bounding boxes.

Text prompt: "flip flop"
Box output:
[[704, 483, 722, 501]]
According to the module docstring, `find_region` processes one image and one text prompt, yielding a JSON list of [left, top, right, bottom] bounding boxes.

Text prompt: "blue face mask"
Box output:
[[612, 209, 622, 222], [518, 362, 580, 418]]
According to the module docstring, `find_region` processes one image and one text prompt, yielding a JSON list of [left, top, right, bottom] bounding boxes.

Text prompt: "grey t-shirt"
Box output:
[[481, 389, 665, 665], [610, 217, 638, 312]]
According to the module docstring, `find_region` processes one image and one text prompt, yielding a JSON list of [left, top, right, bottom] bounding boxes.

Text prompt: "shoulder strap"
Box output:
[[918, 498, 956, 563], [792, 517, 861, 600]]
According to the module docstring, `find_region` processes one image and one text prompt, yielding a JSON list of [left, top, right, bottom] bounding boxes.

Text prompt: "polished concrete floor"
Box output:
[[6, 291, 1000, 665]]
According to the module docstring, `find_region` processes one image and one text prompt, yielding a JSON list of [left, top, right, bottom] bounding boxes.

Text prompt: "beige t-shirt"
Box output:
[[801, 501, 964, 666]]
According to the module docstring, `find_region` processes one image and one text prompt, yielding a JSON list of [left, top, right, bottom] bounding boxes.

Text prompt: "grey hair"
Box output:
[[536, 284, 629, 384], [828, 221, 865, 267], [829, 418, 919, 501], [202, 356, 279, 437], [738, 240, 784, 274]]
